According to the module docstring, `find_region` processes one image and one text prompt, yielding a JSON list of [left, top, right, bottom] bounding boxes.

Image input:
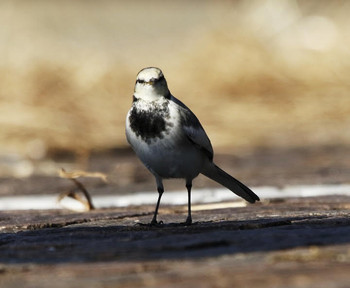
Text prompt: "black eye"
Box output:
[[136, 76, 164, 84]]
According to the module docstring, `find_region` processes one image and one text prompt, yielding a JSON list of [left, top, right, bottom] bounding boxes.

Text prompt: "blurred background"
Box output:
[[0, 0, 349, 186]]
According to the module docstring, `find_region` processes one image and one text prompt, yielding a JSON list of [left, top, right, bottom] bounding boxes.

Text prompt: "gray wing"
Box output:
[[171, 95, 214, 161]]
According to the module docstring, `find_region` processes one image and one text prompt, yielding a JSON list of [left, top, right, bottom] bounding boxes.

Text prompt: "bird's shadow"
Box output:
[[1, 214, 349, 264]]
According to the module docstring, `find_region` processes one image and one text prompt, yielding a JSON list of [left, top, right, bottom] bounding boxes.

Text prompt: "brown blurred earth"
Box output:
[[0, 0, 350, 157]]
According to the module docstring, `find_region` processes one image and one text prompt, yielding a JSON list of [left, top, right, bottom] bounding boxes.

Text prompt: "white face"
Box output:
[[134, 67, 170, 101]]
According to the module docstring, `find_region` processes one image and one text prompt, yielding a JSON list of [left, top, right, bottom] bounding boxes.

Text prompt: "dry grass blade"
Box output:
[[59, 169, 108, 182], [58, 168, 99, 211], [57, 190, 93, 211]]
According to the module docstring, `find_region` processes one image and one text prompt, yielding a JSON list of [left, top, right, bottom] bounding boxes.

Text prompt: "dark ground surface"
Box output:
[[0, 196, 350, 288], [0, 145, 350, 287]]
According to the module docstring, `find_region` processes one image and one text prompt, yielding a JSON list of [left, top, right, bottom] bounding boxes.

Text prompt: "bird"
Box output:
[[125, 67, 259, 225]]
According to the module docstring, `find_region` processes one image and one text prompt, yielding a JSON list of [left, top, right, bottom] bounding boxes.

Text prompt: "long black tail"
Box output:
[[201, 163, 260, 203]]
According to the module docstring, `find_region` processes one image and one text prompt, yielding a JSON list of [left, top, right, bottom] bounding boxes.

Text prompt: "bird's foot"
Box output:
[[134, 220, 164, 227], [182, 216, 192, 226], [150, 219, 164, 227]]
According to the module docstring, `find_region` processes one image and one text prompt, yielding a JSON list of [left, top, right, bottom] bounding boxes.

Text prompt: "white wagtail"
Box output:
[[126, 67, 259, 225]]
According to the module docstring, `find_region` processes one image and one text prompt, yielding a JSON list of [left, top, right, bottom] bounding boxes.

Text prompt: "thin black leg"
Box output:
[[185, 181, 192, 225], [151, 186, 164, 225]]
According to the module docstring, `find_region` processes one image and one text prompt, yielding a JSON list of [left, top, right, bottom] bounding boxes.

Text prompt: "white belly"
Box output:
[[126, 118, 204, 179], [138, 139, 204, 179]]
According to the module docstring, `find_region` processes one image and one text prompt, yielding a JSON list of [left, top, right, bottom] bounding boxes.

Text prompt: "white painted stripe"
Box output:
[[0, 184, 349, 211]]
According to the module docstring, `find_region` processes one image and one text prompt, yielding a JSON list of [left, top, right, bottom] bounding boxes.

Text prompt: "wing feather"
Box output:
[[171, 95, 214, 161]]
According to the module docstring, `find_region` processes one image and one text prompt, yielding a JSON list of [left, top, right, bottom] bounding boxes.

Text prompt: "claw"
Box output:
[[151, 220, 164, 227], [135, 220, 164, 227]]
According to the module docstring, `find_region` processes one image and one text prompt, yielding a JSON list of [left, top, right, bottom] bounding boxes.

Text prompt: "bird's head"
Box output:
[[134, 67, 170, 101]]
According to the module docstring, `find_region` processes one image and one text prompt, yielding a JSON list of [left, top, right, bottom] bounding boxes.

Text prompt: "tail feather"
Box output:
[[201, 164, 259, 203]]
